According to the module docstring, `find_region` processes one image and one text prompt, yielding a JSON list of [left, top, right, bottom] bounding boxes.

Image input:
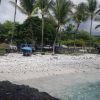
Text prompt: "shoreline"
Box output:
[[0, 53, 100, 99], [14, 71, 100, 99], [0, 53, 100, 81]]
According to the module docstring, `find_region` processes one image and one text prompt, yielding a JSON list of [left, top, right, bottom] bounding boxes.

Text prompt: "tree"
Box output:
[[0, 21, 19, 43], [10, 0, 35, 18], [50, 0, 73, 54], [59, 24, 75, 41], [87, 0, 97, 50], [76, 30, 90, 41], [10, 0, 17, 44], [14, 17, 56, 46], [0, 23, 8, 43], [73, 3, 89, 50], [35, 0, 52, 52], [10, 0, 36, 46]]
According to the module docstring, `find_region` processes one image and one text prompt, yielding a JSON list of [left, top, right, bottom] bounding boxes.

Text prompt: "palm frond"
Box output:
[[95, 25, 100, 29], [20, 0, 35, 16], [50, 0, 73, 25], [87, 0, 97, 13], [9, 1, 27, 15], [10, 0, 35, 17], [95, 8, 100, 15], [35, 0, 52, 13], [47, 11, 58, 27], [36, 0, 48, 9], [73, 2, 89, 23]]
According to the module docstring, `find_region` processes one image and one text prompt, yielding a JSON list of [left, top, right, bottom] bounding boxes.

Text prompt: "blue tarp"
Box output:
[[21, 47, 32, 51]]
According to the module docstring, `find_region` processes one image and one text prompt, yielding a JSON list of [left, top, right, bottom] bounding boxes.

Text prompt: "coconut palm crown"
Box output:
[[50, 0, 73, 27], [50, 0, 73, 54], [87, 0, 97, 14], [73, 3, 89, 25], [73, 3, 89, 50], [87, 0, 97, 49], [10, 0, 36, 46], [10, 0, 35, 17]]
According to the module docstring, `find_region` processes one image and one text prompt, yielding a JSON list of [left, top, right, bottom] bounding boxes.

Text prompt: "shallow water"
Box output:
[[58, 82, 100, 100], [15, 72, 100, 100]]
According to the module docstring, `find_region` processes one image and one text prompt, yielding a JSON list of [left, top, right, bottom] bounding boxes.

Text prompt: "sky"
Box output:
[[0, 0, 100, 35]]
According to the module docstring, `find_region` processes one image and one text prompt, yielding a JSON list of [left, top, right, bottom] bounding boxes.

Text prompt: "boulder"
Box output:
[[0, 81, 60, 100]]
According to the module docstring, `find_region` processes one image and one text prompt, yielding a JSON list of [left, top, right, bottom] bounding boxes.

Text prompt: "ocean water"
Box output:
[[59, 82, 100, 100], [16, 72, 100, 100]]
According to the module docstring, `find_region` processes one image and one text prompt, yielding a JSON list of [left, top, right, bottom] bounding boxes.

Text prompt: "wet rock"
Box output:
[[0, 81, 60, 100]]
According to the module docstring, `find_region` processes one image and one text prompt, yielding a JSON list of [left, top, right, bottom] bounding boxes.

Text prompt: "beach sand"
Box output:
[[0, 53, 100, 98]]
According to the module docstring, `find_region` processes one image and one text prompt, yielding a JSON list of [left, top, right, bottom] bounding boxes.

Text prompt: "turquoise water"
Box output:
[[59, 82, 100, 100], [17, 72, 100, 100]]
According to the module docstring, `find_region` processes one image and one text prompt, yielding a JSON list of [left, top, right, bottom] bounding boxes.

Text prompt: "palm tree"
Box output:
[[10, 0, 17, 45], [87, 0, 97, 51], [50, 0, 73, 54], [10, 0, 35, 18], [73, 3, 89, 51], [10, 0, 36, 46], [35, 0, 52, 52]]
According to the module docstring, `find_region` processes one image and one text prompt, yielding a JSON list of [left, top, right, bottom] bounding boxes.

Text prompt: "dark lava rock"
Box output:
[[0, 81, 60, 100]]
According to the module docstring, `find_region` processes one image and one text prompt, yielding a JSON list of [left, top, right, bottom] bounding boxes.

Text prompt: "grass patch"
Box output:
[[0, 48, 5, 56]]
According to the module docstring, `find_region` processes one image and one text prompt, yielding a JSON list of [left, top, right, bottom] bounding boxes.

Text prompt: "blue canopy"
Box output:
[[21, 47, 32, 51]]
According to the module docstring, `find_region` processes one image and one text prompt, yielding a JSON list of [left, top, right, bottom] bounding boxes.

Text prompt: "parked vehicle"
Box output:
[[5, 45, 17, 53], [21, 47, 32, 56], [95, 45, 100, 53], [20, 44, 35, 52]]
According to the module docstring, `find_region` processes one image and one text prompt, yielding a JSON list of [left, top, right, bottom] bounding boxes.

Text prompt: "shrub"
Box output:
[[61, 39, 85, 46]]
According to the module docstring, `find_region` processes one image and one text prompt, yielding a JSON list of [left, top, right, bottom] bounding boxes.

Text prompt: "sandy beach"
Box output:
[[0, 53, 100, 99], [0, 53, 100, 81]]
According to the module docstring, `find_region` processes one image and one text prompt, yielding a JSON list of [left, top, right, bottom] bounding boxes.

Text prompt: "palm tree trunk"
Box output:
[[53, 24, 59, 54], [74, 23, 80, 52], [53, 32, 57, 54], [89, 15, 93, 52], [11, 0, 17, 45], [41, 13, 44, 52], [28, 16, 35, 49], [30, 22, 35, 48]]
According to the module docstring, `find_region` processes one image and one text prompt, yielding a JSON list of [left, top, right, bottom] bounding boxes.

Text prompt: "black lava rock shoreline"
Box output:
[[0, 81, 60, 100]]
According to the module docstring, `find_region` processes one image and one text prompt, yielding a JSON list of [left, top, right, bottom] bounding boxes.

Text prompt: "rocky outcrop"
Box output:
[[0, 81, 60, 100]]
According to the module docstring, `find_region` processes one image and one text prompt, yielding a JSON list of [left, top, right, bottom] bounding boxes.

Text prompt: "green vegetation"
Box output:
[[35, 0, 52, 51], [73, 2, 89, 49], [50, 0, 73, 53], [87, 0, 99, 49], [14, 17, 56, 46], [0, 48, 5, 55], [60, 30, 98, 47], [0, 43, 6, 55], [0, 0, 100, 53]]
